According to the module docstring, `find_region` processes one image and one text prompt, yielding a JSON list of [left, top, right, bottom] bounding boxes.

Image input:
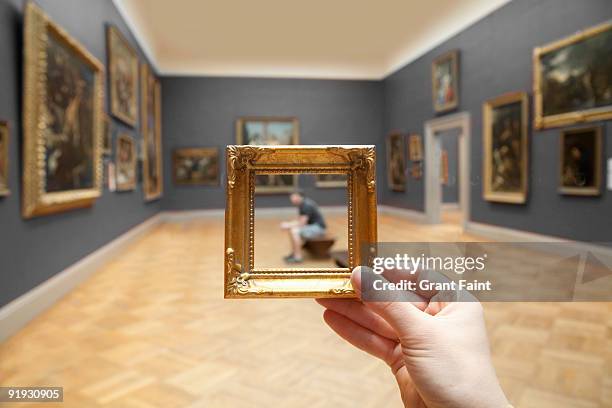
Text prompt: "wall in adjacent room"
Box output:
[[382, 0, 612, 241], [439, 129, 459, 204], [0, 0, 161, 307], [161, 77, 384, 210]]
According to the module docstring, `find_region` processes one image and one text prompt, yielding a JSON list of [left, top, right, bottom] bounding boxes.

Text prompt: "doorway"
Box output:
[[424, 112, 471, 228]]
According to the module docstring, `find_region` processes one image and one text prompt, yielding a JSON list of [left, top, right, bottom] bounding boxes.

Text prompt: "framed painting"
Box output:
[[432, 50, 459, 113], [115, 133, 136, 191], [534, 21, 612, 129], [22, 2, 104, 218], [102, 114, 112, 156], [386, 132, 406, 192], [315, 173, 347, 188], [440, 149, 449, 185], [141, 63, 163, 201], [0, 121, 9, 196], [408, 133, 423, 161], [224, 145, 376, 298], [173, 147, 219, 186], [107, 25, 139, 127], [236, 117, 299, 194], [483, 92, 529, 204], [559, 126, 601, 196]]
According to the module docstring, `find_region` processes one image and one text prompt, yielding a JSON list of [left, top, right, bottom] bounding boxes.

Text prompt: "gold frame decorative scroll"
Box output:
[[224, 145, 377, 298]]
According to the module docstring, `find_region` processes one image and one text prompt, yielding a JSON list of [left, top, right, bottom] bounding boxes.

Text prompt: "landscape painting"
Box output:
[[483, 92, 529, 204], [534, 21, 612, 128], [173, 148, 219, 186], [236, 117, 299, 193], [559, 126, 601, 196]]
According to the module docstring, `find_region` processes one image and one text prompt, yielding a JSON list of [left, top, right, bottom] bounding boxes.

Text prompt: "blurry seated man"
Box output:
[[280, 190, 327, 263]]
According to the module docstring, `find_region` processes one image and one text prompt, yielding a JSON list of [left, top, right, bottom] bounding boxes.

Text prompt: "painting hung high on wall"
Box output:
[[315, 174, 347, 188], [408, 133, 423, 161], [236, 117, 299, 193], [432, 50, 459, 113], [387, 132, 406, 192], [173, 148, 219, 186], [107, 25, 139, 127], [141, 63, 163, 201], [534, 21, 612, 129], [0, 121, 9, 196], [22, 3, 104, 218], [483, 92, 529, 204], [559, 126, 601, 196], [116, 133, 136, 191]]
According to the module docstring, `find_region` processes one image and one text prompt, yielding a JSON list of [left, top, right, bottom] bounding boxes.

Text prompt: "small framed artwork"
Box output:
[[107, 25, 139, 127], [0, 121, 9, 196], [440, 149, 449, 185], [411, 162, 423, 180], [483, 92, 529, 204], [534, 21, 612, 129], [432, 50, 459, 113], [236, 117, 299, 194], [387, 132, 406, 192], [102, 114, 112, 155], [173, 147, 220, 186], [315, 174, 347, 188], [408, 134, 423, 161], [559, 126, 602, 196], [115, 133, 136, 191]]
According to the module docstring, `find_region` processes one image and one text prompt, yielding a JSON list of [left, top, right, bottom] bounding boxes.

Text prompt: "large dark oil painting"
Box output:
[[559, 126, 601, 196], [386, 132, 406, 192], [535, 21, 612, 128], [141, 63, 163, 201]]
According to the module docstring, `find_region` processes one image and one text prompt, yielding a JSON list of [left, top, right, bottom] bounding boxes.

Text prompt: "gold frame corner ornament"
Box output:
[[224, 145, 377, 298], [22, 2, 104, 219]]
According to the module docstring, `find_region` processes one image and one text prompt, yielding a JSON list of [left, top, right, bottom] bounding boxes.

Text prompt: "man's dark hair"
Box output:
[[291, 189, 304, 197]]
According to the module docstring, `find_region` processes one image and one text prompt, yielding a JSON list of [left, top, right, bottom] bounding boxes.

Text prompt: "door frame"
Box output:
[[424, 112, 471, 227]]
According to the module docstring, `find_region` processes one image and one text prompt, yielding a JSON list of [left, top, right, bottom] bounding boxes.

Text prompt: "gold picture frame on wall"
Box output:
[[115, 133, 137, 191], [559, 126, 601, 196], [386, 132, 406, 192], [483, 92, 529, 204], [22, 2, 104, 218], [432, 50, 459, 113], [533, 20, 612, 129], [107, 25, 139, 127], [0, 121, 9, 196], [236, 117, 299, 194], [224, 145, 377, 298], [141, 63, 163, 201]]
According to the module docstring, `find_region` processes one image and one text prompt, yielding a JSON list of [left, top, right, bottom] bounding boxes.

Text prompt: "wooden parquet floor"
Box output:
[[0, 211, 611, 407]]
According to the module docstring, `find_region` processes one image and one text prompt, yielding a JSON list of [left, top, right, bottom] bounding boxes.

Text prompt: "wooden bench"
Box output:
[[302, 235, 336, 258]]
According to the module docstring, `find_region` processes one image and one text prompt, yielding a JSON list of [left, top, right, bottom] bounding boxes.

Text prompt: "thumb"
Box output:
[[351, 266, 429, 338]]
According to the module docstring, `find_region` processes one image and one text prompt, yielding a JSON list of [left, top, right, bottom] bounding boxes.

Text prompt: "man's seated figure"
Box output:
[[280, 190, 327, 263]]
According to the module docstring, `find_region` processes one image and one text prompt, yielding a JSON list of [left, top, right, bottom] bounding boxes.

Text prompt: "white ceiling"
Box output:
[[113, 0, 511, 79]]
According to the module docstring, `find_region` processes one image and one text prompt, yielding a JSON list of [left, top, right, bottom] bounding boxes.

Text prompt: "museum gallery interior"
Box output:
[[1, 0, 612, 406]]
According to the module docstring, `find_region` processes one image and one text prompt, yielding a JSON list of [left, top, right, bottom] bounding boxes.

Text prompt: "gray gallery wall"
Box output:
[[161, 77, 384, 210], [439, 128, 459, 204], [0, 0, 161, 308], [382, 0, 612, 241]]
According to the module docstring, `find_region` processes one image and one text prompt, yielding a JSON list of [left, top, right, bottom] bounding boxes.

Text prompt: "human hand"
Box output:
[[316, 267, 509, 408]]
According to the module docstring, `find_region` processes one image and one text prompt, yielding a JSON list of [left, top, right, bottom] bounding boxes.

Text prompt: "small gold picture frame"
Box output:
[[224, 145, 377, 298]]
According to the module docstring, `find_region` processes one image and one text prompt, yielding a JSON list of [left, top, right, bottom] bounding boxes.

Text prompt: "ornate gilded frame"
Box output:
[[115, 133, 137, 191], [224, 145, 377, 298], [533, 20, 612, 129], [235, 117, 299, 194], [141, 63, 163, 201], [22, 2, 104, 218], [0, 121, 9, 197], [432, 49, 459, 113], [559, 126, 602, 196], [107, 25, 139, 127], [482, 91, 529, 204], [173, 147, 220, 186]]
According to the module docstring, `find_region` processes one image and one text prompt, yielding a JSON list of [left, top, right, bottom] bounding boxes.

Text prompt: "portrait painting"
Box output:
[[0, 121, 9, 196], [534, 21, 612, 128], [559, 126, 601, 196], [387, 132, 406, 192], [116, 133, 136, 191], [408, 133, 423, 161], [173, 148, 219, 186], [236, 117, 299, 193], [141, 63, 163, 201], [22, 3, 104, 218], [315, 174, 347, 188], [107, 25, 139, 127], [483, 92, 529, 204], [432, 50, 459, 113]]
